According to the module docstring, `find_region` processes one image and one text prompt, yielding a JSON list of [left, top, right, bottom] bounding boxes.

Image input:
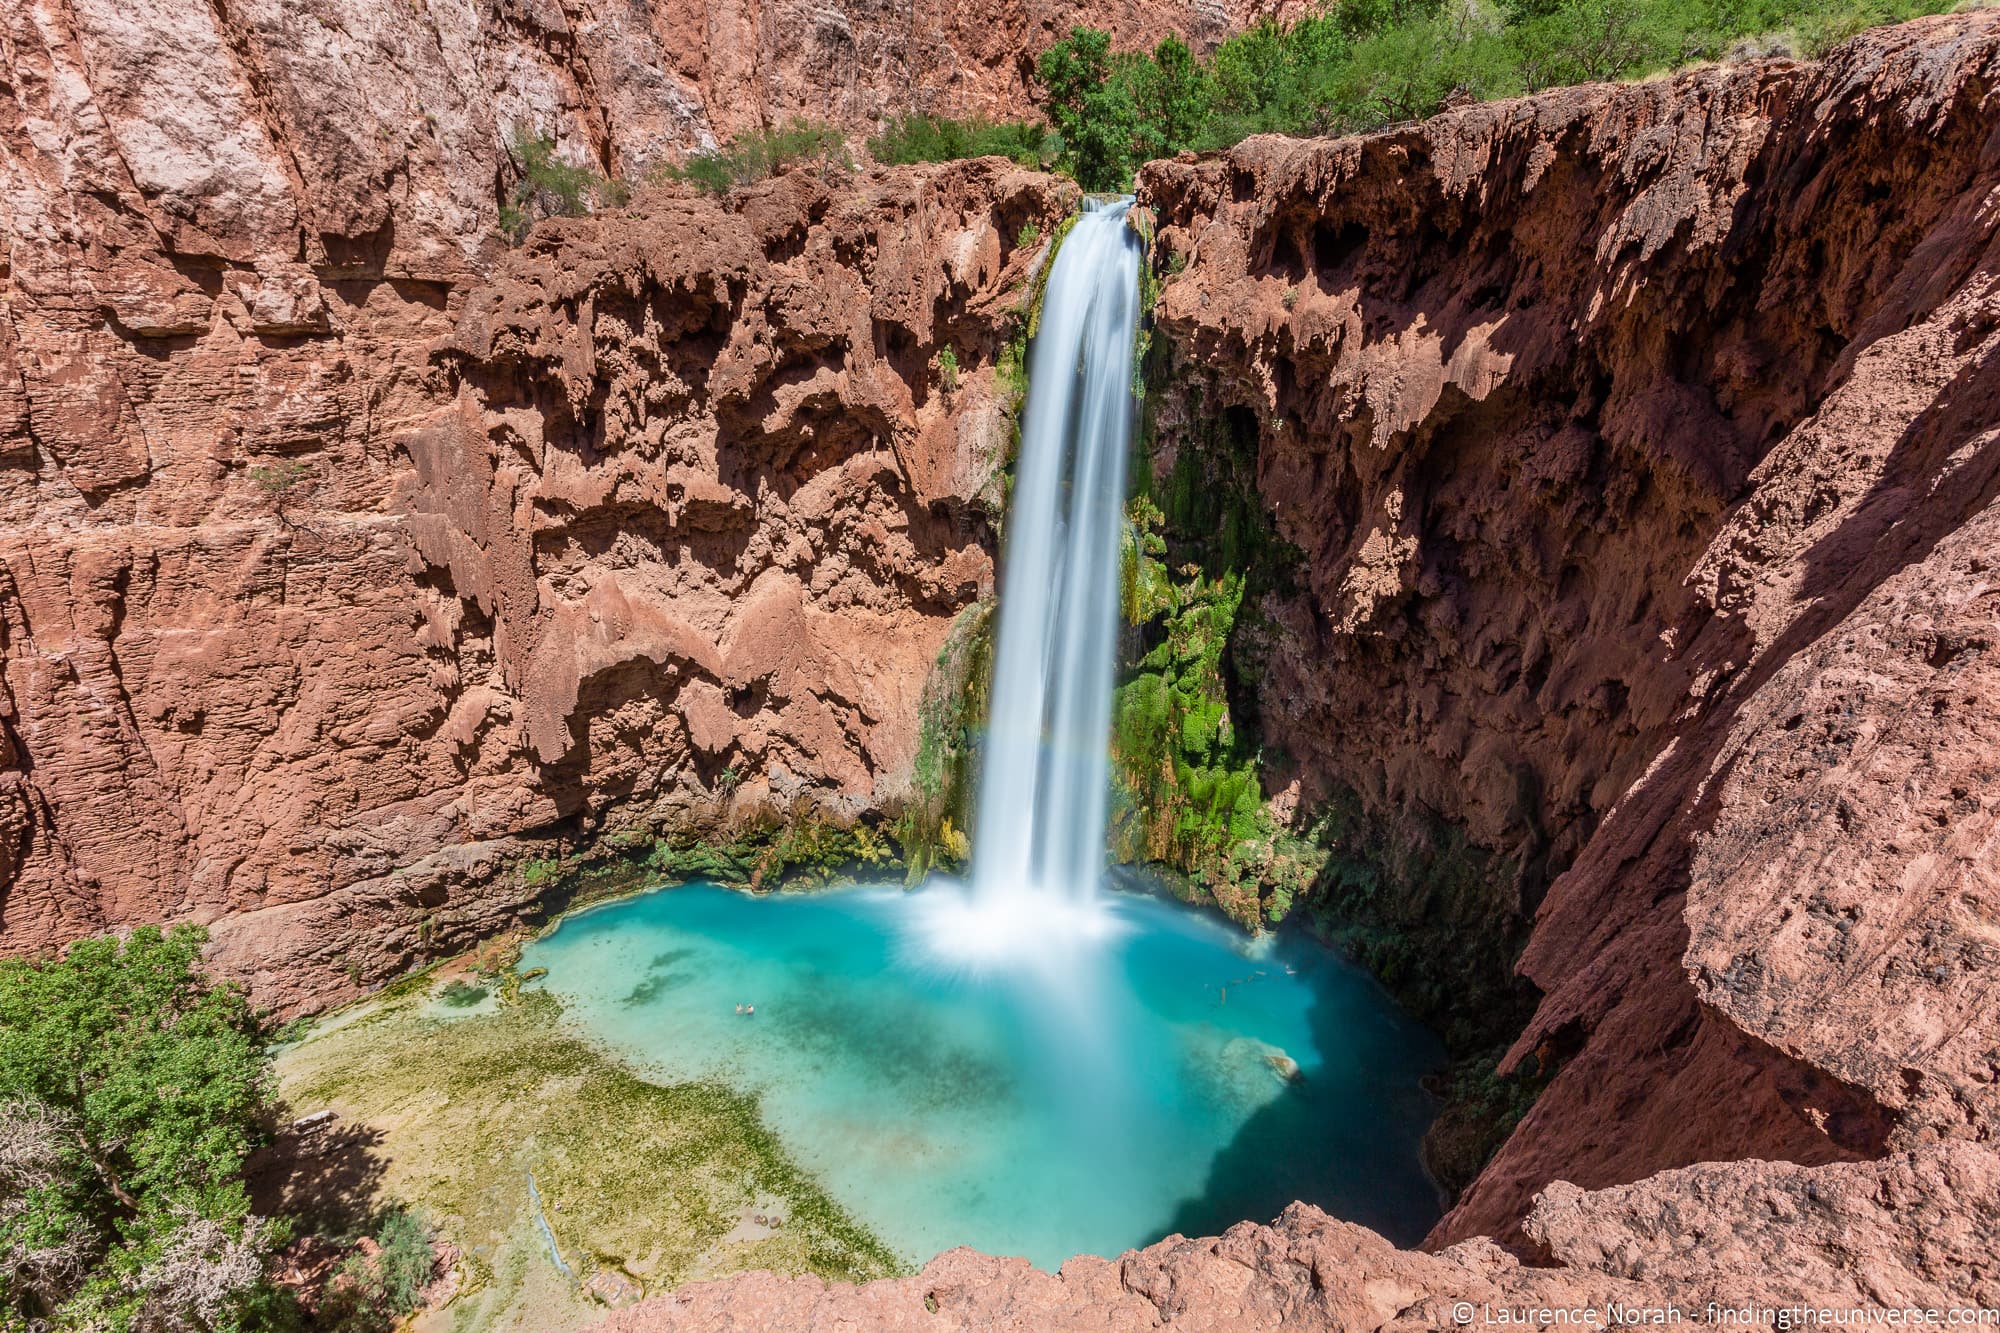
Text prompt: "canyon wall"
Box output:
[[0, 96, 1071, 1006], [3, 0, 1260, 267], [5, 0, 2000, 1317], [598, 16, 2000, 1326], [1139, 10, 2000, 1247], [2, 0, 1307, 1010]]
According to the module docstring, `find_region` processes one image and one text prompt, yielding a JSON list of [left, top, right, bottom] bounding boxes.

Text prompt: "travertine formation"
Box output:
[[602, 1146, 1999, 1328], [1141, 4, 2000, 1256]]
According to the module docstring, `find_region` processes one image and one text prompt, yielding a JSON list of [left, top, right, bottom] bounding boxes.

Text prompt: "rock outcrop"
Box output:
[[1140, 9, 2000, 1248], [602, 1144, 2000, 1328], [1, 0, 1259, 280], [0, 136, 1071, 1008]]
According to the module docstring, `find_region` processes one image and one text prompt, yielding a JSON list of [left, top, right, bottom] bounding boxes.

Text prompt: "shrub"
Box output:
[[315, 1206, 435, 1332], [665, 120, 852, 195], [498, 129, 623, 243], [935, 345, 960, 393], [0, 925, 287, 1328], [868, 113, 1054, 168], [248, 458, 315, 526]]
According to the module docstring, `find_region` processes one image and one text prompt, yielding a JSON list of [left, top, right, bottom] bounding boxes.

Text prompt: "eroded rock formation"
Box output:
[[1140, 7, 2000, 1252], [0, 137, 1071, 1007]]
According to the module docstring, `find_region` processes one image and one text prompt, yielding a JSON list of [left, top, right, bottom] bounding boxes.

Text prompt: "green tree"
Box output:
[[1316, 8, 1516, 133], [1506, 0, 1681, 90], [0, 925, 280, 1329], [1034, 26, 1140, 190], [1131, 35, 1213, 160]]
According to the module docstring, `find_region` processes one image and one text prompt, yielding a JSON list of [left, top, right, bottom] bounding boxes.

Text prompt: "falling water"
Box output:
[[512, 205, 1451, 1266], [915, 199, 1141, 967]]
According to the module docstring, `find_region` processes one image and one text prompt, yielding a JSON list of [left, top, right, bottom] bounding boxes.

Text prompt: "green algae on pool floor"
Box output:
[[272, 976, 900, 1328]]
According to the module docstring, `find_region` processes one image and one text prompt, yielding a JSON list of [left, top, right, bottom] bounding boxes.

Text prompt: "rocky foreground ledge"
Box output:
[[600, 1148, 1996, 1329]]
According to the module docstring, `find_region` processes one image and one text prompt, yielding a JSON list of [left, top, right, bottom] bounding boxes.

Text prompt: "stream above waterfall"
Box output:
[[519, 880, 1444, 1270]]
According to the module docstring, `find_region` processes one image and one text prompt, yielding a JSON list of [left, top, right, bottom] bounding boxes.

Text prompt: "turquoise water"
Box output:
[[520, 881, 1444, 1269]]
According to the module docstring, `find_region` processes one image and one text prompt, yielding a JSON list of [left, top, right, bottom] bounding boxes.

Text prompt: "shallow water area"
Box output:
[[521, 880, 1445, 1271]]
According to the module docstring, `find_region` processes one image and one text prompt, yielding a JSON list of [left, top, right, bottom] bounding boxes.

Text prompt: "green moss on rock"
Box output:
[[277, 976, 902, 1327]]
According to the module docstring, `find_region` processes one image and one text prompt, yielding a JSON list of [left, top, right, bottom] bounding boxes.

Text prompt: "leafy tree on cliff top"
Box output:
[[0, 925, 286, 1330], [1034, 26, 1143, 191], [1130, 35, 1214, 161]]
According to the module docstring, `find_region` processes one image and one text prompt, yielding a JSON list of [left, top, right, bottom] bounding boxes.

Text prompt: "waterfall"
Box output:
[[972, 200, 1141, 909], [911, 200, 1140, 971]]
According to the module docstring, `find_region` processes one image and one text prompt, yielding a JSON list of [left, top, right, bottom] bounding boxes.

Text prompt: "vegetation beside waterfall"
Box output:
[[884, 0, 1958, 190], [1110, 502, 1323, 923], [1118, 350, 1554, 1199], [1110, 370, 1330, 925], [894, 604, 997, 881]]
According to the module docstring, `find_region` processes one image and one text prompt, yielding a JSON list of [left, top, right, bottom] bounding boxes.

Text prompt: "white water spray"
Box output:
[[913, 200, 1141, 969]]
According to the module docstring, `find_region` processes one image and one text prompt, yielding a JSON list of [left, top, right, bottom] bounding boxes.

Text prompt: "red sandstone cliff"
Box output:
[[1139, 7, 2000, 1253], [0, 123, 1072, 1005]]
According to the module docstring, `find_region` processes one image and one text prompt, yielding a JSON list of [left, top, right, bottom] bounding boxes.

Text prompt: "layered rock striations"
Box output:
[[1139, 9, 2000, 1249], [0, 134, 1071, 1006]]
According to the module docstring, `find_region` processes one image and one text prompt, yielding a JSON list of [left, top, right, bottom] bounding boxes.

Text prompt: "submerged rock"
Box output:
[[585, 1266, 644, 1309]]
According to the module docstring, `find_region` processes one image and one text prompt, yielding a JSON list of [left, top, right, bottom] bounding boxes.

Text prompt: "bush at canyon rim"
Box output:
[[868, 114, 1056, 171], [664, 120, 852, 196], [498, 131, 626, 243]]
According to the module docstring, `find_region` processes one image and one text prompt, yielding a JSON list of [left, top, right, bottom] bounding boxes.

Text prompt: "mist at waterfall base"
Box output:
[[519, 204, 1444, 1268]]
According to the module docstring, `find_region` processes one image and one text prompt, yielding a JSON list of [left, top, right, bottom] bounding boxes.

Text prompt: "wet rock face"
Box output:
[[0, 141, 1072, 1010], [1140, 10, 2000, 1246]]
